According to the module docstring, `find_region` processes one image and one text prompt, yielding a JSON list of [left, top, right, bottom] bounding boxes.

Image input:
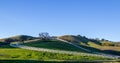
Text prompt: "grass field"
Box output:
[[0, 44, 111, 61], [23, 40, 89, 52], [0, 60, 120, 63], [0, 40, 118, 63], [88, 42, 120, 51]]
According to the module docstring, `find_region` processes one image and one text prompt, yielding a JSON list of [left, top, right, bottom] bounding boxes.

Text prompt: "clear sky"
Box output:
[[0, 0, 120, 41]]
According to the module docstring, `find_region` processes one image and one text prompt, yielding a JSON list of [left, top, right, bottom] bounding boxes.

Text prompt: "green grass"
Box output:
[[23, 40, 88, 52], [0, 48, 110, 60], [0, 42, 115, 62], [0, 60, 120, 63], [1, 60, 120, 63], [0, 42, 14, 48], [22, 40, 120, 55], [0, 46, 111, 61], [0, 43, 117, 63], [88, 42, 101, 48]]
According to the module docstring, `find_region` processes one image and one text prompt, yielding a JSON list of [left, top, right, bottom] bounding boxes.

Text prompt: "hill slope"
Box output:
[[0, 34, 120, 56], [58, 35, 101, 46], [58, 35, 120, 55], [23, 40, 89, 52], [0, 40, 111, 61], [0, 35, 35, 43]]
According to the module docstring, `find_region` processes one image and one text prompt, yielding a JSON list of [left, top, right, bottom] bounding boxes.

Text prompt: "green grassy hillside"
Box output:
[[0, 60, 120, 63], [59, 35, 120, 55], [0, 35, 119, 63], [0, 45, 110, 61], [0, 35, 35, 43], [59, 35, 101, 46], [23, 40, 88, 52]]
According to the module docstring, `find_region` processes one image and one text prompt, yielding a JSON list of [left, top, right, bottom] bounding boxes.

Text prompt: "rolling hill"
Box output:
[[0, 35, 36, 43], [58, 35, 120, 55], [0, 37, 111, 61], [58, 35, 101, 46], [0, 34, 120, 55], [23, 40, 89, 52], [0, 34, 120, 63]]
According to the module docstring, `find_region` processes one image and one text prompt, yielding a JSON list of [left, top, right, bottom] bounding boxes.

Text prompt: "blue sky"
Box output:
[[0, 0, 120, 41]]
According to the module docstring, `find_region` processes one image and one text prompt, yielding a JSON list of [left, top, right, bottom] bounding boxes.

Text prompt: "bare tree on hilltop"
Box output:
[[39, 32, 50, 41]]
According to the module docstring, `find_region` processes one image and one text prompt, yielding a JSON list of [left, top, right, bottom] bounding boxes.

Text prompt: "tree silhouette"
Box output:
[[39, 32, 50, 41]]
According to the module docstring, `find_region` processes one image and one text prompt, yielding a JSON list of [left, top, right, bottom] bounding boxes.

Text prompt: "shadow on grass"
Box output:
[[103, 50, 120, 56], [0, 45, 16, 49], [0, 42, 14, 49], [79, 44, 120, 56], [0, 60, 120, 63]]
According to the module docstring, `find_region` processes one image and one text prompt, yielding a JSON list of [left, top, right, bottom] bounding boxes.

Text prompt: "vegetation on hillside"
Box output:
[[0, 34, 120, 61], [59, 35, 101, 46], [0, 35, 35, 43], [0, 60, 120, 63], [0, 45, 111, 61], [59, 35, 120, 55], [0, 34, 120, 63], [59, 35, 120, 47], [23, 40, 88, 52]]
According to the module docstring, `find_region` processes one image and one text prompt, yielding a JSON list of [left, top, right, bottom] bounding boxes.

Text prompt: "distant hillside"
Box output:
[[58, 35, 120, 55], [58, 35, 120, 46], [0, 34, 120, 55], [0, 34, 119, 47], [0, 35, 35, 43], [58, 35, 101, 46]]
